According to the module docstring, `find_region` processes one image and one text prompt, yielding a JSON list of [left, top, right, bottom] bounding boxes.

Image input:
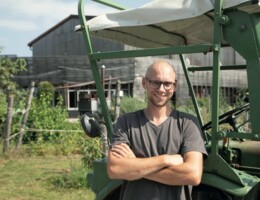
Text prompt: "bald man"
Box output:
[[107, 60, 207, 200]]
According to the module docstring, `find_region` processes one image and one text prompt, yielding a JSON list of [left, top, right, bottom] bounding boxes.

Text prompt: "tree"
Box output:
[[0, 53, 27, 153]]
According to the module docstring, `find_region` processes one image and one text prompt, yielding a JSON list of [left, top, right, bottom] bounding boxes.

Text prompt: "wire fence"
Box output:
[[2, 128, 84, 142]]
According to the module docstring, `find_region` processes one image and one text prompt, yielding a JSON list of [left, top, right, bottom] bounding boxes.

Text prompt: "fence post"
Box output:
[[3, 94, 14, 154], [15, 81, 35, 150]]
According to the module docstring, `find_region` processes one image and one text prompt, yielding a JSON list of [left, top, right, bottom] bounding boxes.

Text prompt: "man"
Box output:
[[107, 60, 208, 200]]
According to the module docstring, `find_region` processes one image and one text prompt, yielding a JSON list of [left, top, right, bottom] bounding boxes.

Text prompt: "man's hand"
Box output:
[[111, 143, 136, 158]]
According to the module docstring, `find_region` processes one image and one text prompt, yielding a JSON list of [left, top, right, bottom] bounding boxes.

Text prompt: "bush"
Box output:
[[176, 96, 232, 124], [49, 164, 88, 189], [119, 96, 147, 114], [0, 89, 28, 139], [25, 128, 86, 156], [26, 81, 70, 142], [81, 138, 102, 168], [38, 81, 55, 103]]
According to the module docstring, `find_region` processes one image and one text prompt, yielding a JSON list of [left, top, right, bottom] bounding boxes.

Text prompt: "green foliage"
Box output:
[[38, 81, 55, 103], [81, 138, 102, 168], [235, 88, 249, 106], [25, 122, 85, 156], [0, 89, 28, 138], [0, 56, 27, 139], [119, 96, 147, 114], [176, 95, 232, 124], [26, 82, 69, 142], [0, 90, 7, 131], [49, 163, 88, 189], [51, 131, 86, 156], [0, 57, 27, 94]]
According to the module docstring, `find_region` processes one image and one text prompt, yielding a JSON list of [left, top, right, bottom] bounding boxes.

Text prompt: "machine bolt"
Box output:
[[220, 15, 230, 25], [239, 24, 247, 32], [217, 131, 227, 139]]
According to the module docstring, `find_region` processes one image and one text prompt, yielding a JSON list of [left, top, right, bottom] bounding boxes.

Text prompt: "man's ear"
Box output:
[[142, 77, 147, 89]]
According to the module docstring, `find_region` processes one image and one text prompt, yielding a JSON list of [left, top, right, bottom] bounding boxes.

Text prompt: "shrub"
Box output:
[[81, 138, 102, 168], [26, 82, 69, 142], [38, 81, 55, 104], [49, 164, 88, 189], [119, 96, 147, 114], [176, 95, 232, 124]]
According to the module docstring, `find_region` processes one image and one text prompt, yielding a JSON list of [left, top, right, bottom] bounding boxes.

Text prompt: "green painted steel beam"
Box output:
[[78, 0, 114, 139], [91, 0, 127, 10], [89, 44, 213, 60], [203, 153, 260, 188], [223, 11, 260, 138], [227, 132, 260, 140], [200, 2, 260, 196], [188, 64, 247, 71], [210, 0, 223, 158], [179, 54, 208, 143], [202, 172, 260, 197]]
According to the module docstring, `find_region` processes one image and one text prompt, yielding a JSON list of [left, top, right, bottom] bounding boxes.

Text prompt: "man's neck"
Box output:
[[144, 105, 172, 126]]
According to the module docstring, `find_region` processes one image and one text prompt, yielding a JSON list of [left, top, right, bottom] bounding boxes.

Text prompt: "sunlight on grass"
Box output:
[[0, 153, 95, 200]]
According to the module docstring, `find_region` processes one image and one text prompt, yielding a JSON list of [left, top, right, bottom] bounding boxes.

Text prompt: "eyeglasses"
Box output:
[[146, 78, 176, 90]]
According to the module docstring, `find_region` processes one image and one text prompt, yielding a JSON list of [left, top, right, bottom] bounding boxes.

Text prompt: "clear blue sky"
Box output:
[[0, 0, 150, 57]]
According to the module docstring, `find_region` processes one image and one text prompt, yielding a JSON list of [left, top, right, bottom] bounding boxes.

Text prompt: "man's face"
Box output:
[[142, 64, 176, 108]]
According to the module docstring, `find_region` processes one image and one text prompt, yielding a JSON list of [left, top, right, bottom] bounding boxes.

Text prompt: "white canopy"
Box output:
[[87, 0, 260, 48]]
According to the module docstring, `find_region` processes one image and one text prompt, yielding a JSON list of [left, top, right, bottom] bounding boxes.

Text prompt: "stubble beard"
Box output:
[[149, 94, 172, 108]]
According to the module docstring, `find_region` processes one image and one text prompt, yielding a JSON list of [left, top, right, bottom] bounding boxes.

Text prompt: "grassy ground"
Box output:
[[0, 152, 95, 200]]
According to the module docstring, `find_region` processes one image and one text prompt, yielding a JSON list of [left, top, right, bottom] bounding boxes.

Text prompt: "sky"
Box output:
[[0, 0, 150, 57]]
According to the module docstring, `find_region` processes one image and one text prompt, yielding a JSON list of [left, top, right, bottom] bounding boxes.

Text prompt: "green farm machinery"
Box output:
[[77, 0, 260, 199]]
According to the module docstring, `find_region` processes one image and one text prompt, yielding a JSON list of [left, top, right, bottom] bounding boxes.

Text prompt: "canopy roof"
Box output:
[[87, 0, 260, 48]]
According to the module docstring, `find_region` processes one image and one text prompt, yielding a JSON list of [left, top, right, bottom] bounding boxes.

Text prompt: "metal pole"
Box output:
[[115, 80, 121, 120], [101, 65, 106, 89]]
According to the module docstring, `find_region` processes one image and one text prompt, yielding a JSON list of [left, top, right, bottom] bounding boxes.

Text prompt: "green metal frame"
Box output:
[[78, 0, 260, 199], [78, 0, 114, 140]]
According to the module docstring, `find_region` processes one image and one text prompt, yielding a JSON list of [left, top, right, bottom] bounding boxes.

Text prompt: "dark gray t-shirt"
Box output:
[[111, 109, 207, 200]]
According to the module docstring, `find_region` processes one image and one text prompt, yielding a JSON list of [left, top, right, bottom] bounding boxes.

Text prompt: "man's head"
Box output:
[[142, 60, 176, 107]]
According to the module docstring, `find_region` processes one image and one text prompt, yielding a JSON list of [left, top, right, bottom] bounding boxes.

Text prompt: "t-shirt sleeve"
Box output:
[[110, 115, 130, 147], [180, 115, 208, 158]]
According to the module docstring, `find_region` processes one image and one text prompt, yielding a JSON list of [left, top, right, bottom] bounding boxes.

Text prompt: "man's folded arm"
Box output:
[[107, 143, 184, 181], [145, 151, 203, 186]]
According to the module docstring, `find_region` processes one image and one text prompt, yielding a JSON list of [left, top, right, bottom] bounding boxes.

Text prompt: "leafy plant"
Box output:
[[119, 96, 147, 114], [26, 81, 69, 142], [0, 57, 27, 94], [49, 163, 88, 189], [38, 81, 55, 103], [81, 138, 102, 168], [176, 95, 232, 124], [0, 56, 27, 152]]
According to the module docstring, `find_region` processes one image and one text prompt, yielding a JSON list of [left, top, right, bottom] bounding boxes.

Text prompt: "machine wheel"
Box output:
[[103, 186, 121, 200], [192, 185, 233, 200]]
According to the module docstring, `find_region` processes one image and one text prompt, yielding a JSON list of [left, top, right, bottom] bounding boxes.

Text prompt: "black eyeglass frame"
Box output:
[[145, 78, 177, 90]]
